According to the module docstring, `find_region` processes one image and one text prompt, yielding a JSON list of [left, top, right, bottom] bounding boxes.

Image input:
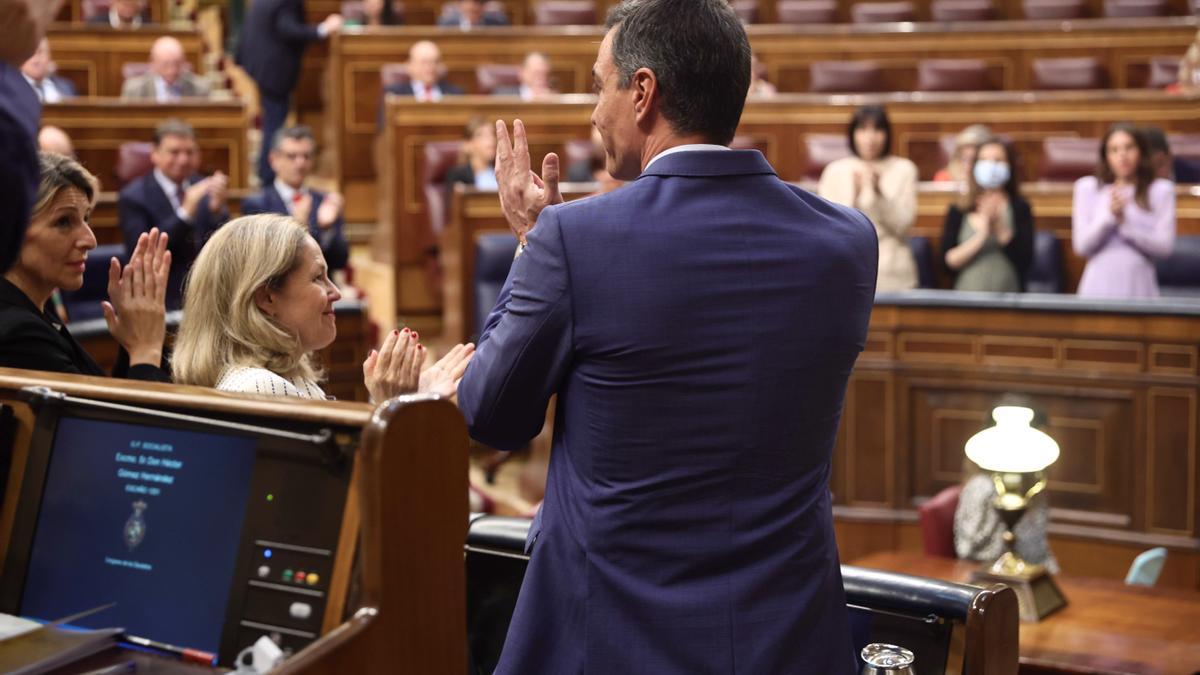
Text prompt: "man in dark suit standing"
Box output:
[[1, 0, 63, 273], [21, 39, 76, 103], [119, 119, 229, 310], [236, 0, 342, 185], [242, 126, 349, 272], [458, 0, 878, 672]]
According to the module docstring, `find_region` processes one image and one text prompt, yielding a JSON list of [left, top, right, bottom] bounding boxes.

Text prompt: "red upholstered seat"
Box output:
[[1038, 136, 1100, 181], [931, 0, 994, 20], [851, 1, 916, 22], [918, 484, 963, 559], [809, 61, 883, 93], [115, 141, 155, 188], [777, 0, 838, 23], [533, 0, 596, 25], [423, 140, 466, 236], [341, 1, 367, 22], [1103, 0, 1168, 16], [917, 58, 991, 91], [82, 0, 111, 20], [1147, 57, 1181, 88], [563, 139, 593, 168], [1032, 57, 1105, 89], [380, 63, 412, 89], [731, 0, 759, 22], [476, 63, 521, 94], [804, 133, 852, 179], [1022, 0, 1087, 18]]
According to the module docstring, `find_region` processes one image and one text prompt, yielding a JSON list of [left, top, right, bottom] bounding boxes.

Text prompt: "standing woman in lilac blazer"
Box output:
[[1073, 124, 1175, 298]]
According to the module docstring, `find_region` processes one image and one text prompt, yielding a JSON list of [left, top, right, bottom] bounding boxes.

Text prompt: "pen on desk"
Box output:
[[122, 634, 217, 666], [78, 661, 137, 675]]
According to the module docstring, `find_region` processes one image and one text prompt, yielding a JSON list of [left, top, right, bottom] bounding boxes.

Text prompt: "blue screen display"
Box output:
[[21, 416, 257, 653]]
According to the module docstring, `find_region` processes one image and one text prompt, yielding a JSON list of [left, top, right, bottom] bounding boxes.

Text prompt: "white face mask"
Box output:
[[973, 160, 1010, 190]]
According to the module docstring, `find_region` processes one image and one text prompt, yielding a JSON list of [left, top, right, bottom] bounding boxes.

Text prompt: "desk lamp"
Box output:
[[965, 405, 1067, 621]]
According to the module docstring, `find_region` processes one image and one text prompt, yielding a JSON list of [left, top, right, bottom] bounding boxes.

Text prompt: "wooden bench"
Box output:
[[46, 25, 204, 98], [42, 99, 251, 190], [318, 16, 1198, 206]]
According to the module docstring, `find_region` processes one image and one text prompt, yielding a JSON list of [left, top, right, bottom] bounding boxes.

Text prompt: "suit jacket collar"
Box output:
[[637, 149, 776, 180], [0, 278, 103, 375]]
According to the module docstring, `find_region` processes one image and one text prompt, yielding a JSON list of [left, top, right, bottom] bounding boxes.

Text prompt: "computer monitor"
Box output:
[[0, 392, 355, 665]]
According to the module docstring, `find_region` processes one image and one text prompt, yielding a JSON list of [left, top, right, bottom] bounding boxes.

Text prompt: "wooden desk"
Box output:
[[319, 17, 1198, 198], [46, 25, 204, 98], [376, 93, 1200, 319], [42, 99, 251, 190], [853, 551, 1200, 674]]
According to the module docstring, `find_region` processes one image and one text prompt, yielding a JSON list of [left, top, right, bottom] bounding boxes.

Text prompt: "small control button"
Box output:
[[257, 565, 270, 578], [306, 573, 319, 586], [282, 569, 293, 582], [289, 602, 312, 620], [295, 571, 306, 583]]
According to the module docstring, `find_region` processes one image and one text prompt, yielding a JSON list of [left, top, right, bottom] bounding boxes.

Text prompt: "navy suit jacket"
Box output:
[[118, 173, 228, 310], [459, 150, 879, 674], [236, 0, 320, 98], [0, 61, 40, 273], [242, 186, 350, 270]]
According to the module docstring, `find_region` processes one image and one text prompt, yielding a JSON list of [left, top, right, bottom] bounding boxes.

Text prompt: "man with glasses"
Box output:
[[242, 126, 348, 273]]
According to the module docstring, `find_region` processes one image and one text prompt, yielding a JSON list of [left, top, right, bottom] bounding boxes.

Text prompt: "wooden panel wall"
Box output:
[[41, 99, 251, 190], [322, 18, 1198, 222], [46, 25, 203, 98]]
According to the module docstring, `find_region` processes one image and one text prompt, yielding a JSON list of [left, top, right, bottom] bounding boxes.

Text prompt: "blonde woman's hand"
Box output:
[[102, 228, 170, 367], [363, 327, 422, 403], [418, 343, 476, 399]]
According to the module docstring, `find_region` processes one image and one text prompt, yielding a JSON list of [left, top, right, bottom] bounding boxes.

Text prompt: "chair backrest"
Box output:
[[851, 1, 916, 22], [804, 133, 853, 179], [1170, 133, 1200, 182], [909, 237, 937, 289], [423, 140, 466, 236], [1104, 0, 1168, 16], [917, 484, 962, 557], [474, 234, 520, 339], [563, 138, 594, 168], [1156, 235, 1200, 298], [809, 61, 884, 93], [931, 0, 995, 19], [1125, 547, 1167, 586], [476, 63, 522, 94], [115, 141, 155, 188], [917, 59, 991, 91], [464, 515, 1019, 675], [1022, 0, 1088, 18], [1038, 136, 1100, 180], [59, 244, 129, 323], [82, 0, 111, 20], [777, 0, 839, 22], [341, 0, 367, 22], [534, 0, 597, 24], [1032, 57, 1105, 90], [731, 0, 759, 22], [1147, 56, 1182, 88], [380, 62, 412, 89], [1026, 230, 1064, 293]]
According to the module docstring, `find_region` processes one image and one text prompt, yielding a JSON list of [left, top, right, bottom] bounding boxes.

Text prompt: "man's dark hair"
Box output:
[[847, 105, 892, 158], [604, 0, 751, 146], [1141, 125, 1170, 156], [153, 118, 195, 146], [271, 125, 317, 153]]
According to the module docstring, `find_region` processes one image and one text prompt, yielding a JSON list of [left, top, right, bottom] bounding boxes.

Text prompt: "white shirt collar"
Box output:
[[153, 168, 191, 220], [273, 178, 306, 213], [643, 144, 730, 172], [412, 81, 442, 101], [110, 9, 143, 28]]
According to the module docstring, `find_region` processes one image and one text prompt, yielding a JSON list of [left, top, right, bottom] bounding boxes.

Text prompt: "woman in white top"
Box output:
[[172, 213, 473, 400], [818, 105, 919, 292]]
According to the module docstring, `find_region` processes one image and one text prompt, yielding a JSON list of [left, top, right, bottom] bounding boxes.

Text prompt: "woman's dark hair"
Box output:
[[959, 137, 1022, 211], [1096, 123, 1154, 210], [605, 0, 751, 146], [847, 105, 892, 158]]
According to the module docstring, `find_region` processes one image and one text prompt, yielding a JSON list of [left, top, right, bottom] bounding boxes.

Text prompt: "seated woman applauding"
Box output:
[[941, 137, 1034, 292], [172, 214, 473, 401], [1073, 124, 1176, 299], [0, 152, 170, 380]]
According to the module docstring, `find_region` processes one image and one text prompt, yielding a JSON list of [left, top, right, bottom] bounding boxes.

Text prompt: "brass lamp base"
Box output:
[[972, 558, 1067, 622]]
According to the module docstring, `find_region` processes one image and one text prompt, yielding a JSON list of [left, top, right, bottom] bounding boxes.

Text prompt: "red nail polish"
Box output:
[[392, 329, 399, 336]]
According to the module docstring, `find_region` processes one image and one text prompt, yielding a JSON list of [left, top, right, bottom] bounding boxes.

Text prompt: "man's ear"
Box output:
[[254, 286, 275, 317], [631, 67, 658, 125]]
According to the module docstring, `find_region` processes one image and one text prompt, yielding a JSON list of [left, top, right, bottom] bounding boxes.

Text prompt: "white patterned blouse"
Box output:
[[215, 366, 327, 400]]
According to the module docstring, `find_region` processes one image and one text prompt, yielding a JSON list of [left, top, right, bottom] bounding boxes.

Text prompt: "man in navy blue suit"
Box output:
[[21, 39, 76, 103], [241, 126, 349, 272], [118, 119, 229, 310], [458, 0, 879, 672], [236, 0, 342, 185], [1, 0, 62, 273]]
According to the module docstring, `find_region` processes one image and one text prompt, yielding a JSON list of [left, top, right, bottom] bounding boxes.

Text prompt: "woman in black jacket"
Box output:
[[0, 152, 170, 381], [941, 137, 1035, 292]]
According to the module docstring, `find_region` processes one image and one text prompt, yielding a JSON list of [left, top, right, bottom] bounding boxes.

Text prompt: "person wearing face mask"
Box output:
[[1073, 123, 1176, 299], [818, 105, 918, 292], [940, 137, 1034, 293]]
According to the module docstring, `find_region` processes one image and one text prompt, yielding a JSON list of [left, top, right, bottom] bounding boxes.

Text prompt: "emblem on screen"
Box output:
[[124, 500, 147, 551]]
